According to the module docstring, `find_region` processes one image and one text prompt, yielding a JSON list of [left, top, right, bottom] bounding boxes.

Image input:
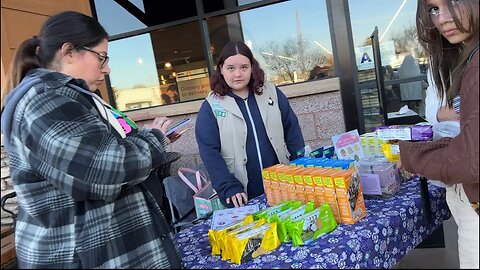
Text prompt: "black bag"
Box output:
[[163, 166, 210, 231]]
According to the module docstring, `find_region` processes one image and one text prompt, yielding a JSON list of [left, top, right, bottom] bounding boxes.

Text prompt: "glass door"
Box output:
[[348, 0, 428, 132]]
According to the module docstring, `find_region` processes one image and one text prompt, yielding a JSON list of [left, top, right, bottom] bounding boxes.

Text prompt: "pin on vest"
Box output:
[[268, 97, 274, 106]]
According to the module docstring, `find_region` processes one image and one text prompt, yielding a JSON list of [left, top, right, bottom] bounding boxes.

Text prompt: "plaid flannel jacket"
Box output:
[[1, 68, 181, 268]]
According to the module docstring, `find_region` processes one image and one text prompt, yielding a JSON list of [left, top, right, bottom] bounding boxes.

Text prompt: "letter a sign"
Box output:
[[360, 52, 372, 64]]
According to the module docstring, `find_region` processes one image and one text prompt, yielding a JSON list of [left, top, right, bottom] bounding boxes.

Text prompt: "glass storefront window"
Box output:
[[202, 0, 265, 13], [238, 0, 263, 5], [348, 0, 427, 131], [94, 0, 147, 36], [95, 0, 198, 36], [108, 34, 161, 111], [108, 21, 208, 111], [350, 0, 423, 78], [208, 0, 334, 86], [100, 0, 334, 112]]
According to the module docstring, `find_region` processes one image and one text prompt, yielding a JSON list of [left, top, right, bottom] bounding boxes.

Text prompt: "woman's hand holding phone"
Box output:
[[144, 116, 171, 133], [143, 117, 190, 144], [143, 116, 173, 143], [165, 118, 192, 143], [166, 128, 189, 143]]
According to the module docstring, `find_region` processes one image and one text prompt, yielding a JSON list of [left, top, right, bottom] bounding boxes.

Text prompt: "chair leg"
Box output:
[[169, 200, 179, 233], [154, 152, 182, 231], [1, 192, 17, 227]]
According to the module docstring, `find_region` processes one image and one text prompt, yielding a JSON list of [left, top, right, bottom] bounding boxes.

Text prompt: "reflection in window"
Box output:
[[108, 34, 160, 111], [107, 22, 209, 111], [94, 0, 147, 36], [348, 0, 426, 131], [202, 0, 263, 13], [150, 22, 210, 105], [349, 0, 423, 79], [95, 0, 198, 36], [101, 0, 335, 111], [238, 0, 262, 5], [207, 0, 334, 86]]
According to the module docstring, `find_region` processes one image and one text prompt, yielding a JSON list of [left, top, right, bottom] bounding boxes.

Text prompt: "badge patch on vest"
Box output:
[[211, 101, 227, 118], [268, 97, 274, 106], [215, 110, 226, 117]]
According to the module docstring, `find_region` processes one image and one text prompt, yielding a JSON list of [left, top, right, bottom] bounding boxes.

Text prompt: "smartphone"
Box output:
[[165, 117, 192, 137]]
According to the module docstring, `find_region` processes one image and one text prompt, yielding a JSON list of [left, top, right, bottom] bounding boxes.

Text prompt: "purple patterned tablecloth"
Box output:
[[175, 179, 451, 269]]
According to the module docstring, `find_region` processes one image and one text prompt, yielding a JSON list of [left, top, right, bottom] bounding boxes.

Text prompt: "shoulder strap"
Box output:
[[91, 97, 126, 138], [177, 167, 208, 193]]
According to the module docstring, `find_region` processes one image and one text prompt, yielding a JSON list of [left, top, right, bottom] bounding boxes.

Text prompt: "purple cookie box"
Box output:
[[375, 125, 433, 141], [410, 125, 433, 141]]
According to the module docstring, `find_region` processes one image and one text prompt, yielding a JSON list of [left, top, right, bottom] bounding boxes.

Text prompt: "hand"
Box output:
[[167, 128, 189, 143], [437, 106, 459, 122], [396, 156, 402, 170], [396, 156, 419, 180], [143, 116, 173, 141], [226, 192, 248, 208]]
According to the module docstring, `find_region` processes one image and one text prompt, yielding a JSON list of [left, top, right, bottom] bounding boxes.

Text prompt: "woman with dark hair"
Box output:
[[195, 41, 305, 208], [1, 11, 182, 268], [166, 83, 180, 103], [398, 0, 478, 268], [162, 93, 172, 104]]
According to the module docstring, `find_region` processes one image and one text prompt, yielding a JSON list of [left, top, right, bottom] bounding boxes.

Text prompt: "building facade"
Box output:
[[1, 0, 428, 225]]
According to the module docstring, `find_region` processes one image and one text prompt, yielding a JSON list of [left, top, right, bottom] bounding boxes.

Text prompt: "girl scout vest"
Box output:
[[206, 82, 290, 192]]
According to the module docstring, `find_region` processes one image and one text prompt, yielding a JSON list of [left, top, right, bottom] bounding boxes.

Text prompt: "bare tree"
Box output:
[[392, 24, 422, 56], [260, 38, 329, 83], [360, 24, 424, 56], [362, 37, 372, 46]]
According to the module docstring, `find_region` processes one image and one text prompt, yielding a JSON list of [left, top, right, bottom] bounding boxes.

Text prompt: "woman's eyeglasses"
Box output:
[[80, 46, 109, 68]]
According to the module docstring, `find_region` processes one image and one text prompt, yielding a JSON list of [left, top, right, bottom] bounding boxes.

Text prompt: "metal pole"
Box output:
[[370, 27, 388, 123]]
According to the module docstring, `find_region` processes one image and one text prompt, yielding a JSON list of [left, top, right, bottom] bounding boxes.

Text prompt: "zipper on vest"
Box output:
[[244, 98, 263, 170]]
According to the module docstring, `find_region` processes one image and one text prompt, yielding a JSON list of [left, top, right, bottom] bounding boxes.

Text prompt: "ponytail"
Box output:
[[1, 11, 108, 110], [2, 36, 42, 109]]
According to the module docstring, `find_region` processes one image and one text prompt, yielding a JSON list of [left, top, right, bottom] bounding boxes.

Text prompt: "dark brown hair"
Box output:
[[2, 11, 108, 108], [209, 41, 265, 96], [416, 0, 479, 107]]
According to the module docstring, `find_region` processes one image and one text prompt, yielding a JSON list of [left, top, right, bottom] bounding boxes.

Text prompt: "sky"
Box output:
[[95, 0, 419, 89]]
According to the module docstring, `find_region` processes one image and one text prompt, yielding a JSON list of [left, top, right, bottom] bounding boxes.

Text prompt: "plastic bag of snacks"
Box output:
[[277, 202, 315, 243], [287, 203, 337, 246], [229, 222, 279, 264], [381, 141, 400, 162], [221, 219, 266, 261], [265, 201, 302, 223], [252, 200, 293, 221], [208, 215, 254, 256]]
